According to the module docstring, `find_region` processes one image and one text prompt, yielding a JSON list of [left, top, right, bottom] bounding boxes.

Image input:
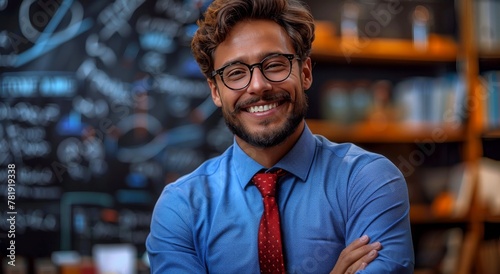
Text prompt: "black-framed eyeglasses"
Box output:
[[211, 53, 300, 90]]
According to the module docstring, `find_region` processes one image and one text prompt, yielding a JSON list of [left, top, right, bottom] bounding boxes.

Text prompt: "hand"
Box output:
[[329, 235, 382, 274]]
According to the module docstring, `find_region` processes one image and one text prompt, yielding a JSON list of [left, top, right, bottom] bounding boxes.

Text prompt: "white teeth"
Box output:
[[248, 103, 278, 113]]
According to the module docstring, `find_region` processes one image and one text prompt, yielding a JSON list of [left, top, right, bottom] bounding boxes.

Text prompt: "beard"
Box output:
[[222, 90, 308, 148]]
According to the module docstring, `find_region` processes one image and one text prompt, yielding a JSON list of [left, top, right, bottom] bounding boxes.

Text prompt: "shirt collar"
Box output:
[[232, 124, 316, 189]]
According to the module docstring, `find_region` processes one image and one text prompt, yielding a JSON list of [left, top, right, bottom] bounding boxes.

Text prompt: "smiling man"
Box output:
[[146, 0, 414, 273]]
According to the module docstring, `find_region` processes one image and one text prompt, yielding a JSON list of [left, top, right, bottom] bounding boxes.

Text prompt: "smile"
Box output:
[[247, 103, 279, 113]]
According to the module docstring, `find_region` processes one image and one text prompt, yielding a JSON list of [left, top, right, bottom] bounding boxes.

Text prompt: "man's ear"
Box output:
[[208, 78, 222, 107], [301, 57, 313, 91]]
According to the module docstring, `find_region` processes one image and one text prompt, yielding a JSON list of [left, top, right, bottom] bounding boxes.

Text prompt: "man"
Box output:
[[146, 0, 414, 273]]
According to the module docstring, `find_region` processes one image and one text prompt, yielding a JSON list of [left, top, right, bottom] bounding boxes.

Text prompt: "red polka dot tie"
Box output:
[[252, 169, 286, 274]]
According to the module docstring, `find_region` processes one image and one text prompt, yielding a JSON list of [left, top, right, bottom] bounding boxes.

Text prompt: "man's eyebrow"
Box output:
[[218, 58, 245, 69], [217, 52, 285, 68]]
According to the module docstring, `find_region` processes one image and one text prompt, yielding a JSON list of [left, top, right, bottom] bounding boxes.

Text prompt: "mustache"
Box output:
[[233, 92, 292, 113]]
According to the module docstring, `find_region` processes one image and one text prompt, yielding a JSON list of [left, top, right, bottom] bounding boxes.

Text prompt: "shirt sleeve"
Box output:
[[146, 186, 206, 273], [346, 157, 415, 273]]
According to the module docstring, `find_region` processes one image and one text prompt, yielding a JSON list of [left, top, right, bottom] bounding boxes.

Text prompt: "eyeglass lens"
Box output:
[[221, 54, 292, 90]]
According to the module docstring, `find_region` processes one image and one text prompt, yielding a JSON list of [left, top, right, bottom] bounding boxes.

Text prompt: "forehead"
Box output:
[[212, 19, 295, 67]]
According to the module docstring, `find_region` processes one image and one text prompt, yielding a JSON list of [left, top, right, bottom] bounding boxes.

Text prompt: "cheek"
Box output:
[[287, 77, 305, 100], [217, 91, 240, 110], [292, 83, 308, 105], [295, 90, 306, 104]]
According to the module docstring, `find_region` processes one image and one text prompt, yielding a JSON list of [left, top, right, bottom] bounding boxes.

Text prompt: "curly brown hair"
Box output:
[[191, 0, 315, 79]]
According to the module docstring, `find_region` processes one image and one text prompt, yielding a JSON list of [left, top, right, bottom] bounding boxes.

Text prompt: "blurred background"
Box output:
[[0, 0, 499, 273]]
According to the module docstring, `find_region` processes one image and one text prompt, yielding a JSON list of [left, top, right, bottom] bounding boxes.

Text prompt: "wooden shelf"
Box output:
[[483, 129, 500, 139], [478, 49, 500, 60], [410, 204, 470, 224], [485, 214, 500, 223], [413, 269, 436, 274], [307, 119, 466, 143], [312, 21, 459, 63]]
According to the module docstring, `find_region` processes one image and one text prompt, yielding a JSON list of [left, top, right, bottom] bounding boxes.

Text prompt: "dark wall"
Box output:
[[0, 0, 232, 259]]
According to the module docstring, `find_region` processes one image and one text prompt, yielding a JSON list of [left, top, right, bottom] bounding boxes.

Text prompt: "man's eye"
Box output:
[[225, 68, 248, 79], [265, 61, 287, 71]]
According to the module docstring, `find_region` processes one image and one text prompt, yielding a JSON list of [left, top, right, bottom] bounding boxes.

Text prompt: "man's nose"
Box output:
[[246, 66, 272, 94]]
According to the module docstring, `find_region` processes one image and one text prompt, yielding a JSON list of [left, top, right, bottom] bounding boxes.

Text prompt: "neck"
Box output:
[[236, 120, 305, 169]]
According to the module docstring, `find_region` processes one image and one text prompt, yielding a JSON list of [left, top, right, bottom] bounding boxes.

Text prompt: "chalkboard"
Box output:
[[0, 0, 231, 260]]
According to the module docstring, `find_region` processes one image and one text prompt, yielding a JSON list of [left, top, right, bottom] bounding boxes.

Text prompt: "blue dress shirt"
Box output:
[[146, 124, 415, 273]]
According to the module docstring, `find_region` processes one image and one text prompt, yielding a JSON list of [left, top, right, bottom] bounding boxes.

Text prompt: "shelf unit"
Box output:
[[306, 0, 500, 273], [314, 23, 458, 63], [307, 120, 466, 143]]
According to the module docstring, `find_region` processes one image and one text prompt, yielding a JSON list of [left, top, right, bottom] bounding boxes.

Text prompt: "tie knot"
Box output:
[[252, 169, 285, 197]]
